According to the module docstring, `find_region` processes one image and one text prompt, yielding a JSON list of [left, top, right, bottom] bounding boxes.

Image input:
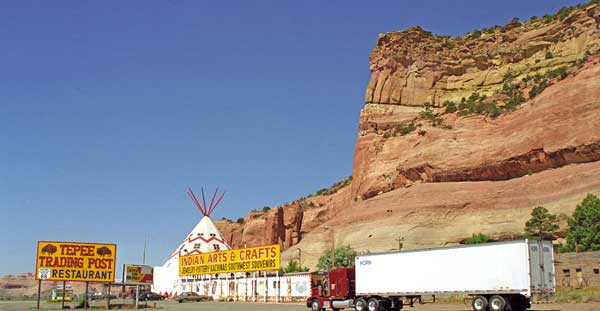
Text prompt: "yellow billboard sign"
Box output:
[[124, 264, 154, 284], [36, 241, 116, 282], [179, 244, 280, 276]]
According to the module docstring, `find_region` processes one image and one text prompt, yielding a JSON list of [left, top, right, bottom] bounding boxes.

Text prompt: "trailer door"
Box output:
[[528, 240, 555, 297]]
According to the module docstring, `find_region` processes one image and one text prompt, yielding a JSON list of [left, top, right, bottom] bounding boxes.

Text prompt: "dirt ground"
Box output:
[[2, 300, 600, 311]]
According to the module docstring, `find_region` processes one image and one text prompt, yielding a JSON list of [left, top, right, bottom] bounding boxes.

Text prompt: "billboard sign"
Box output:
[[179, 244, 280, 276], [124, 264, 154, 284], [36, 241, 116, 282]]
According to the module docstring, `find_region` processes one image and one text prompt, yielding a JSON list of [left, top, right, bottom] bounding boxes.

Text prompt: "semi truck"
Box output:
[[306, 240, 555, 311]]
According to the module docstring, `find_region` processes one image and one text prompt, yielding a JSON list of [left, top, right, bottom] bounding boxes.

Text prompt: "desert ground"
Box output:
[[2, 300, 600, 311]]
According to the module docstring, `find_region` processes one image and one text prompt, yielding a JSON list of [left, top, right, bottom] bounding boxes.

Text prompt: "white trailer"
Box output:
[[354, 240, 555, 311]]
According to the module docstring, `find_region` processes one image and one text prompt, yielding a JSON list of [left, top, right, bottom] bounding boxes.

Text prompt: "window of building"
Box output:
[[213, 244, 220, 250], [210, 233, 216, 237], [563, 269, 570, 277], [576, 268, 582, 272], [594, 268, 599, 275], [194, 243, 201, 249]]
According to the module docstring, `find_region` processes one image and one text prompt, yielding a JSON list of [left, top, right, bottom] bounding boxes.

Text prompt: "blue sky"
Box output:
[[0, 0, 583, 275]]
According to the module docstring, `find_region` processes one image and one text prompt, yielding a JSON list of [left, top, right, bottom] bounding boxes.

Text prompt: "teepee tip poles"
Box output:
[[187, 188, 207, 216], [187, 187, 226, 217]]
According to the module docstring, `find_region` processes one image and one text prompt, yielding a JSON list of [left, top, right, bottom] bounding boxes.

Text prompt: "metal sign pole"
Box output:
[[106, 284, 111, 310], [84, 282, 89, 310], [61, 281, 66, 309], [135, 285, 139, 309], [36, 280, 41, 310], [276, 270, 280, 304]]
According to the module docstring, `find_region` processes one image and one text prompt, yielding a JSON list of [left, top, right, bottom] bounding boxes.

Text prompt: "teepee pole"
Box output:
[[209, 191, 226, 216], [207, 188, 219, 216], [201, 188, 208, 216]]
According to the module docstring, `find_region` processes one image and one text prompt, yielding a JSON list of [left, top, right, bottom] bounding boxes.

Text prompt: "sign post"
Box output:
[[61, 281, 66, 309], [36, 280, 41, 310], [84, 282, 89, 310]]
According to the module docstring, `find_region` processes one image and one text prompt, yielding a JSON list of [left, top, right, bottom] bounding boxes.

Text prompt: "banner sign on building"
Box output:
[[35, 241, 116, 282], [124, 264, 154, 284], [179, 244, 280, 276]]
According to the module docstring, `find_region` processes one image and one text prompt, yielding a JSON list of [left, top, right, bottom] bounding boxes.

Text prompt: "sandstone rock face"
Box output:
[[219, 5, 600, 270], [352, 5, 600, 200]]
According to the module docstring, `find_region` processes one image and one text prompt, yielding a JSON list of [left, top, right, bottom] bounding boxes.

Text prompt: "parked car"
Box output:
[[139, 291, 165, 301], [174, 292, 208, 303]]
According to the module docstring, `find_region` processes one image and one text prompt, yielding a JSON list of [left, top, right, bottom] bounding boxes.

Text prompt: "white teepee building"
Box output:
[[153, 188, 230, 296]]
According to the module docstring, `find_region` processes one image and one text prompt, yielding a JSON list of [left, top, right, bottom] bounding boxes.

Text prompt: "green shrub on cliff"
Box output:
[[442, 100, 457, 113], [464, 233, 490, 244], [394, 121, 416, 136], [315, 176, 352, 196], [418, 103, 448, 127]]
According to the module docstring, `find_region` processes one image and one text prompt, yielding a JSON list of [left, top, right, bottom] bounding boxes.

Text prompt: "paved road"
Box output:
[[2, 300, 600, 311]]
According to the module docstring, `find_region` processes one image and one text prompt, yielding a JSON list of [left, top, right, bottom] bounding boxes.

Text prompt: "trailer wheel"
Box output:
[[355, 298, 367, 311], [367, 298, 380, 311], [489, 295, 506, 311], [472, 296, 488, 311], [310, 299, 322, 311]]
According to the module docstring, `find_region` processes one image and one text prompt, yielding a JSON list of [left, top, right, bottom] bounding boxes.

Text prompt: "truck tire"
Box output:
[[489, 295, 506, 311], [367, 298, 380, 311], [355, 298, 367, 311], [472, 296, 488, 311], [310, 299, 321, 311]]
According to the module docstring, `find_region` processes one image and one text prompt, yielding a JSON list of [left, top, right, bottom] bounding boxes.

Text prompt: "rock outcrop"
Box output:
[[217, 4, 600, 270], [353, 4, 600, 200]]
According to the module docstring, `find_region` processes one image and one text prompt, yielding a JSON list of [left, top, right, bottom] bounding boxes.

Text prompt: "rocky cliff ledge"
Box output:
[[353, 4, 600, 200], [217, 4, 600, 269]]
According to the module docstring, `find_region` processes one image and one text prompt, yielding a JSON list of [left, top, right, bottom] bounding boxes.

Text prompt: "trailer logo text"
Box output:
[[359, 260, 372, 266]]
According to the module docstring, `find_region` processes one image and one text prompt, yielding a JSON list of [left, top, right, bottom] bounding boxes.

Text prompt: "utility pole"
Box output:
[[142, 237, 147, 265], [297, 248, 302, 268], [331, 230, 335, 271], [324, 226, 335, 271]]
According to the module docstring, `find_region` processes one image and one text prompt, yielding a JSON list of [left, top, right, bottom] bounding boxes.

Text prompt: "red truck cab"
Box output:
[[306, 268, 355, 311]]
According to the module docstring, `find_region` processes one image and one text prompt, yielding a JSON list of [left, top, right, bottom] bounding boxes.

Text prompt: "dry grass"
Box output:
[[555, 287, 600, 303]]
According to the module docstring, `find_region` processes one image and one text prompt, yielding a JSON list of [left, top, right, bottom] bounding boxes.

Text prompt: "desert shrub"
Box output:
[[394, 122, 416, 136], [315, 176, 352, 196], [262, 206, 271, 212], [442, 41, 455, 49], [471, 30, 482, 39], [545, 51, 554, 59], [418, 104, 446, 127], [464, 233, 490, 244], [547, 66, 568, 80], [236, 217, 244, 224], [476, 102, 502, 118], [529, 79, 550, 98], [576, 55, 588, 66], [557, 6, 574, 20], [443, 100, 458, 113]]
